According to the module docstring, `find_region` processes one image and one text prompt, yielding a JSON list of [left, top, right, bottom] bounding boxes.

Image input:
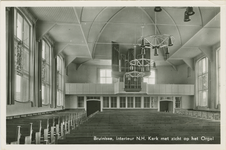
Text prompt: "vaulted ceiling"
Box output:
[[28, 7, 220, 69]]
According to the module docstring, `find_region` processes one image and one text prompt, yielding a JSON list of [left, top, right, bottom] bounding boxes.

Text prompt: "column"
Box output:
[[117, 96, 120, 108], [109, 97, 111, 108], [84, 96, 87, 111], [141, 96, 144, 109], [100, 96, 103, 112], [125, 97, 128, 108], [172, 96, 175, 113], [157, 96, 160, 112], [133, 96, 135, 108]]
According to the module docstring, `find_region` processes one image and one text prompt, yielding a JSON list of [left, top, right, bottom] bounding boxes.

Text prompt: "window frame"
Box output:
[[135, 97, 141, 108], [111, 97, 117, 108], [57, 55, 64, 106], [99, 69, 112, 84], [120, 97, 126, 108], [14, 8, 32, 103], [196, 57, 209, 107], [143, 69, 156, 84], [127, 97, 134, 108], [216, 49, 220, 108], [175, 97, 182, 108], [103, 97, 109, 108], [77, 96, 84, 108], [42, 39, 52, 105], [144, 97, 150, 108]]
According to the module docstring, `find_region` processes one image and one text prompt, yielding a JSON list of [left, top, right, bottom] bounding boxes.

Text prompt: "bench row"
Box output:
[[7, 111, 87, 144]]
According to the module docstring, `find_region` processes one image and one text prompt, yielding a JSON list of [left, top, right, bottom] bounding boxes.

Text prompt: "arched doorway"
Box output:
[[86, 100, 101, 117], [160, 100, 173, 112]]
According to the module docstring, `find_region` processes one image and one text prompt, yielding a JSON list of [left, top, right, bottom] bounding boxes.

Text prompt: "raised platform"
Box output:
[[175, 109, 220, 121]]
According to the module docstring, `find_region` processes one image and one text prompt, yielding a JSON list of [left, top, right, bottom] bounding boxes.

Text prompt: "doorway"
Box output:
[[86, 100, 101, 117], [160, 101, 173, 112]]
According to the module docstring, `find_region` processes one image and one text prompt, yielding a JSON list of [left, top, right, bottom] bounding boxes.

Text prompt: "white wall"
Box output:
[[181, 96, 194, 109], [65, 95, 78, 109]]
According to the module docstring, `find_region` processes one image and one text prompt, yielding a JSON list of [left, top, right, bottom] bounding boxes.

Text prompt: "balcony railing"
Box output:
[[65, 82, 194, 95]]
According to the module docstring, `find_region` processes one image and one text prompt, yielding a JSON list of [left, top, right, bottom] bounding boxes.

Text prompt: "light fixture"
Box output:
[[125, 7, 174, 78], [124, 71, 145, 78], [186, 7, 195, 16], [184, 11, 190, 22], [165, 47, 170, 59], [154, 7, 162, 12], [153, 62, 156, 69], [184, 7, 195, 22], [154, 46, 159, 56]]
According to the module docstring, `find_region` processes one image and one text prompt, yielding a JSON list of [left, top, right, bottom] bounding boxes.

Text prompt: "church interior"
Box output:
[[3, 6, 222, 145]]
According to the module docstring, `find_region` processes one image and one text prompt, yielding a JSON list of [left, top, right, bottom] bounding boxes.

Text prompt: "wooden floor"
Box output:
[[57, 110, 220, 144]]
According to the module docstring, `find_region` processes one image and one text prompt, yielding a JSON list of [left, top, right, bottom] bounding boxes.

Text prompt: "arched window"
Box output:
[[196, 57, 208, 107], [216, 49, 220, 108], [143, 70, 155, 84], [57, 56, 64, 106], [14, 9, 32, 102], [42, 39, 52, 105]]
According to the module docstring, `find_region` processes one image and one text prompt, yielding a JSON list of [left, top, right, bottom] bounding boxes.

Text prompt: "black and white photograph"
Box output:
[[0, 1, 225, 150]]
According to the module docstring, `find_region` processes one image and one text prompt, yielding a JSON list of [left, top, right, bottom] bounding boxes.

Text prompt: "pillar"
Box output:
[[126, 97, 128, 108], [84, 96, 87, 111], [133, 96, 135, 108], [117, 96, 120, 108], [141, 96, 144, 108], [157, 96, 160, 112], [100, 96, 103, 112], [173, 96, 175, 113]]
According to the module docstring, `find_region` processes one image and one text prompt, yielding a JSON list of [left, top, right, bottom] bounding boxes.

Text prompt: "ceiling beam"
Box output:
[[75, 63, 83, 70], [169, 12, 220, 59], [73, 7, 92, 58], [65, 55, 77, 67], [183, 58, 194, 70], [74, 59, 91, 70], [36, 20, 56, 41], [162, 8, 182, 46], [54, 43, 69, 58], [166, 60, 177, 71], [92, 7, 125, 58], [198, 46, 213, 61]]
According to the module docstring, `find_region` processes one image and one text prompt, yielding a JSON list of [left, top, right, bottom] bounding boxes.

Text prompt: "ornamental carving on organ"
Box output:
[[15, 41, 23, 76]]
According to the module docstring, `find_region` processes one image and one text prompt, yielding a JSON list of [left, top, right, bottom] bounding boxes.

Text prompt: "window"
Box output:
[[57, 56, 64, 106], [42, 40, 52, 105], [103, 97, 109, 108], [175, 97, 182, 108], [78, 97, 84, 107], [100, 69, 112, 84], [216, 49, 220, 108], [120, 97, 126, 108], [197, 57, 208, 107], [127, 97, 134, 108], [87, 96, 100, 100], [111, 97, 117, 108], [14, 9, 31, 102], [143, 70, 155, 84], [135, 97, 141, 108], [144, 97, 150, 108], [151, 97, 158, 108]]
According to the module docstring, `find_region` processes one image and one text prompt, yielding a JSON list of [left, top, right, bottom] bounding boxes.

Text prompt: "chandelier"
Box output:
[[125, 7, 174, 79]]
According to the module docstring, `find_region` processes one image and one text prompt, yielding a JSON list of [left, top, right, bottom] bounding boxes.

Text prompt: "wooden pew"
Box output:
[[7, 110, 87, 144]]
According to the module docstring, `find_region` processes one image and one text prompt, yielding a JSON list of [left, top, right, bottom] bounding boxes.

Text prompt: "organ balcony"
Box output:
[[65, 82, 194, 95]]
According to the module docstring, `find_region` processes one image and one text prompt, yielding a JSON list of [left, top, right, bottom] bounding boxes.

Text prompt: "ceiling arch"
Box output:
[[27, 6, 220, 67]]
